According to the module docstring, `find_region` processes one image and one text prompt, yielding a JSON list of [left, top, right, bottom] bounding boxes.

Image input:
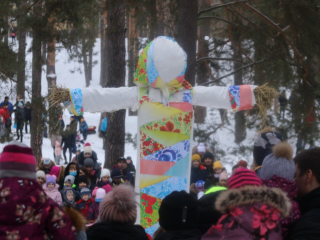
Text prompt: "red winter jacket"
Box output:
[[0, 177, 76, 240], [0, 108, 10, 125], [76, 197, 94, 217], [261, 175, 301, 238]]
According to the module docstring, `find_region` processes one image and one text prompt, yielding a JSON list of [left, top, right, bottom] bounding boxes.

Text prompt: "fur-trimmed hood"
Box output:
[[215, 186, 292, 218]]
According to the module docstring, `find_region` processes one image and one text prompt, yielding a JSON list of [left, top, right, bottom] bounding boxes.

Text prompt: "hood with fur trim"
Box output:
[[215, 186, 292, 218]]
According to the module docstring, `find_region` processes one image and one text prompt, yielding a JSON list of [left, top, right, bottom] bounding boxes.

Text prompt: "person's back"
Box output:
[[287, 148, 320, 240], [0, 142, 76, 240]]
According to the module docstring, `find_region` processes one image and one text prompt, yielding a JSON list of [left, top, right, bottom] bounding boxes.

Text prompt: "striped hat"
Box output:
[[0, 142, 37, 180], [227, 167, 261, 189]]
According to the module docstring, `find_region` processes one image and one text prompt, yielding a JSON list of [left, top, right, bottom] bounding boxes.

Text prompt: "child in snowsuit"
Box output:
[[62, 186, 77, 207], [43, 175, 62, 206], [80, 118, 88, 141], [55, 141, 62, 165], [76, 188, 94, 218], [213, 161, 223, 183], [87, 188, 106, 221]]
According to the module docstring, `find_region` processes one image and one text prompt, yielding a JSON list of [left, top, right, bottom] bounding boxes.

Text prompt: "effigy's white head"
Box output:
[[134, 37, 187, 96]]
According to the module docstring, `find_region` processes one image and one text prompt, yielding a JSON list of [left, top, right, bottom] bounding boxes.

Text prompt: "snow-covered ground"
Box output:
[[0, 37, 302, 173]]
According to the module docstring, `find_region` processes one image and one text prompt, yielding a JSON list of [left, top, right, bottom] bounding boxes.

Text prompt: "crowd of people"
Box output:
[[1, 126, 320, 240]]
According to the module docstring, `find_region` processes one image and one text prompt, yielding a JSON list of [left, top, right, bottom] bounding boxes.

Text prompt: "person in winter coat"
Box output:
[[80, 118, 88, 141], [72, 149, 81, 164], [198, 186, 227, 234], [203, 152, 215, 181], [84, 158, 100, 188], [192, 143, 212, 162], [87, 184, 149, 240], [55, 141, 62, 165], [253, 127, 283, 178], [117, 157, 134, 186], [278, 90, 287, 120], [154, 190, 202, 240], [70, 116, 78, 151], [213, 161, 223, 183], [126, 156, 136, 175], [110, 168, 124, 187], [78, 143, 99, 170], [61, 125, 75, 164], [76, 188, 94, 218], [202, 168, 292, 240], [61, 187, 77, 207], [43, 175, 62, 205], [50, 165, 61, 180], [0, 104, 11, 134], [63, 206, 87, 240], [87, 188, 106, 222], [190, 154, 206, 184], [24, 101, 31, 133], [260, 142, 301, 238], [0, 142, 76, 240], [0, 116, 6, 141], [38, 158, 55, 175], [50, 116, 62, 159], [58, 162, 80, 191], [287, 148, 320, 240], [0, 96, 13, 113], [95, 168, 112, 191], [36, 170, 46, 186], [14, 102, 25, 142]]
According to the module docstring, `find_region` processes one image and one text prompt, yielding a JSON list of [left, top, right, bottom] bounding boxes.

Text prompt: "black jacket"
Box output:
[[14, 108, 25, 129], [122, 168, 135, 186], [154, 230, 202, 240], [58, 162, 80, 191], [287, 187, 320, 240], [87, 222, 149, 240], [127, 162, 136, 173], [190, 166, 206, 184], [198, 190, 226, 234], [61, 130, 75, 147], [24, 106, 31, 121], [78, 151, 98, 167]]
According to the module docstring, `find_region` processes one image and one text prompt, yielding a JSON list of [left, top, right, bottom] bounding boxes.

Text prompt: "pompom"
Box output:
[[99, 184, 137, 224], [272, 142, 293, 160]]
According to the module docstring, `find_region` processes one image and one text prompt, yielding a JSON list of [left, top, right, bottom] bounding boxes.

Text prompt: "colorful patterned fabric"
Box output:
[[228, 85, 253, 112], [68, 88, 83, 116]]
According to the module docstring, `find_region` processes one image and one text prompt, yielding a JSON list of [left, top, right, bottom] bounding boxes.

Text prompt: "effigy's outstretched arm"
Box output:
[[81, 87, 139, 113], [192, 85, 257, 111]]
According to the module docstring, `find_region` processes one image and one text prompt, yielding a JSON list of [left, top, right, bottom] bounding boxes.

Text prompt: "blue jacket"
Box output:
[[0, 101, 13, 113], [80, 121, 88, 131], [100, 117, 107, 132]]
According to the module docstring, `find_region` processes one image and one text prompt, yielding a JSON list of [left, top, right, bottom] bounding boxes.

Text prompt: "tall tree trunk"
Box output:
[[17, 6, 27, 99], [104, 0, 126, 169], [41, 43, 46, 65], [128, 7, 138, 116], [232, 27, 245, 143], [100, 10, 108, 87], [194, 0, 210, 123], [82, 35, 91, 87], [175, 0, 198, 86], [31, 4, 43, 164], [99, 10, 108, 137], [47, 36, 56, 90], [4, 16, 8, 45]]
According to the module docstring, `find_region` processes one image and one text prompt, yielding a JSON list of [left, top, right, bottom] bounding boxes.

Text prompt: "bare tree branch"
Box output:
[[200, 59, 265, 86], [198, 16, 295, 66], [197, 57, 245, 63], [198, 0, 247, 16], [241, 3, 310, 84]]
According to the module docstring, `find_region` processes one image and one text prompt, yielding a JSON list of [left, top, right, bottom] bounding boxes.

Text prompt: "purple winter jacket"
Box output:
[[202, 186, 292, 240], [0, 177, 76, 240]]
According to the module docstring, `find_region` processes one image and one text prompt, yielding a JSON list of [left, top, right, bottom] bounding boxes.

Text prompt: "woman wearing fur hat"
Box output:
[[202, 168, 292, 240], [261, 142, 301, 238], [87, 184, 149, 240]]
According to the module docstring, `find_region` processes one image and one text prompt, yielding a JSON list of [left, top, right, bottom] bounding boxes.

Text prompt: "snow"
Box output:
[[0, 37, 303, 174]]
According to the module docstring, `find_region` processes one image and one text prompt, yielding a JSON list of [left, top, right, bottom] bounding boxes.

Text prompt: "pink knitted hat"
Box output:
[[227, 167, 261, 189], [99, 184, 137, 224]]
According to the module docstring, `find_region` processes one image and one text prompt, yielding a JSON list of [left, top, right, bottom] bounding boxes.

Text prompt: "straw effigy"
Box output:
[[47, 87, 71, 108]]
